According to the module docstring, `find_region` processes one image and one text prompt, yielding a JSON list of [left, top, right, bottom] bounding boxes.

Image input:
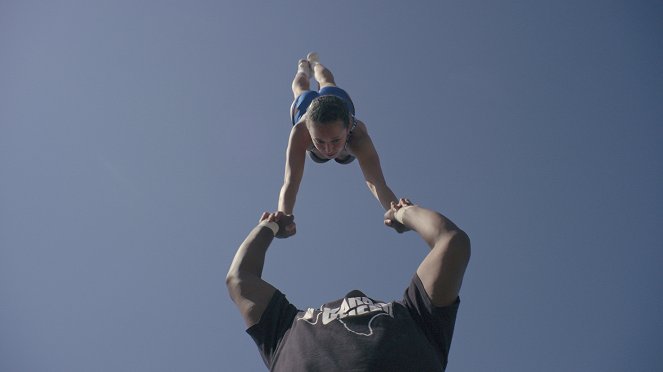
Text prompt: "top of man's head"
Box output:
[[345, 289, 368, 298], [306, 95, 350, 128]]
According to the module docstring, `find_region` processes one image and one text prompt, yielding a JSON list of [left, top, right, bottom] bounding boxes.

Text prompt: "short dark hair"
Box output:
[[306, 95, 350, 128]]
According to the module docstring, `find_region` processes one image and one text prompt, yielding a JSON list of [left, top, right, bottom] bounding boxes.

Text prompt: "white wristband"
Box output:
[[259, 221, 279, 236], [394, 206, 413, 225]]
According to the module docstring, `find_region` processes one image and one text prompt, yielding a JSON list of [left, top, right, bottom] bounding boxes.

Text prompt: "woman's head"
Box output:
[[305, 96, 352, 159], [306, 95, 351, 129]]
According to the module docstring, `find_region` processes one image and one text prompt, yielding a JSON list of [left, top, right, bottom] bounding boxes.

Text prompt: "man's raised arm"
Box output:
[[385, 199, 471, 307], [226, 213, 294, 327]]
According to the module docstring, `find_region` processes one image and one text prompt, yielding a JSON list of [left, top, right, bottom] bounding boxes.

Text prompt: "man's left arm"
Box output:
[[351, 123, 398, 211], [386, 200, 471, 307]]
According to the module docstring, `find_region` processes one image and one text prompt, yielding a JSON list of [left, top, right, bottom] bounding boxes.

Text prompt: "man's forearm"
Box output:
[[227, 225, 275, 279], [396, 206, 460, 248]]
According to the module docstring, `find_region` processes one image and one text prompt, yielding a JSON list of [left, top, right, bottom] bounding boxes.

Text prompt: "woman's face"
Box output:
[[307, 119, 348, 159]]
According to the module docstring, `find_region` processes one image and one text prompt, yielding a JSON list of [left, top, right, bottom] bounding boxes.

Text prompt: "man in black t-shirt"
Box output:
[[226, 199, 470, 371]]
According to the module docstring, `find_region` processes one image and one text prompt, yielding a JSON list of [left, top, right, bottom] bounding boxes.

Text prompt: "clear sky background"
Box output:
[[1, 1, 661, 371]]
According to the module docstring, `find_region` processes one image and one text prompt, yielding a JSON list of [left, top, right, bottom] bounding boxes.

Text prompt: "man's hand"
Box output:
[[259, 211, 296, 239], [384, 198, 413, 233]]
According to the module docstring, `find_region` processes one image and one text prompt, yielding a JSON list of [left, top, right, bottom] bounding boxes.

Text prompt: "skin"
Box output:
[[225, 212, 282, 328], [384, 199, 471, 307], [278, 59, 398, 235], [226, 199, 471, 328]]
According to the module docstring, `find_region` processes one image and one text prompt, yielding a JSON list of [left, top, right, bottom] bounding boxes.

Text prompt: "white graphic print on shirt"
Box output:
[[297, 296, 394, 336]]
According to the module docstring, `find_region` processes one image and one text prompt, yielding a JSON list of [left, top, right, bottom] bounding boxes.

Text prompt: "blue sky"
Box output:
[[1, 1, 662, 371]]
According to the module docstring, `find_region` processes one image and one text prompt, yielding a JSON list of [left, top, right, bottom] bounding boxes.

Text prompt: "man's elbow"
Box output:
[[449, 229, 471, 262], [226, 272, 251, 308], [226, 269, 250, 301], [225, 272, 239, 295], [434, 220, 470, 255]]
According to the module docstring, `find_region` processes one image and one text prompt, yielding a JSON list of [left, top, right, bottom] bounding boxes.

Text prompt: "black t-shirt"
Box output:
[[247, 274, 460, 371]]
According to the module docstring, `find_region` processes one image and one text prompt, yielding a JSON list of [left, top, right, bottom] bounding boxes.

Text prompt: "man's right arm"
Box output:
[[226, 213, 292, 327], [278, 124, 308, 215]]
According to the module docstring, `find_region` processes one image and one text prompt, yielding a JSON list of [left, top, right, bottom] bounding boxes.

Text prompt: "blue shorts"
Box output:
[[290, 86, 356, 125]]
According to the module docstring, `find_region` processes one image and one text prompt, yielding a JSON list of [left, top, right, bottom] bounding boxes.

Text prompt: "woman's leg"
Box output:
[[291, 59, 312, 99], [307, 52, 336, 90]]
